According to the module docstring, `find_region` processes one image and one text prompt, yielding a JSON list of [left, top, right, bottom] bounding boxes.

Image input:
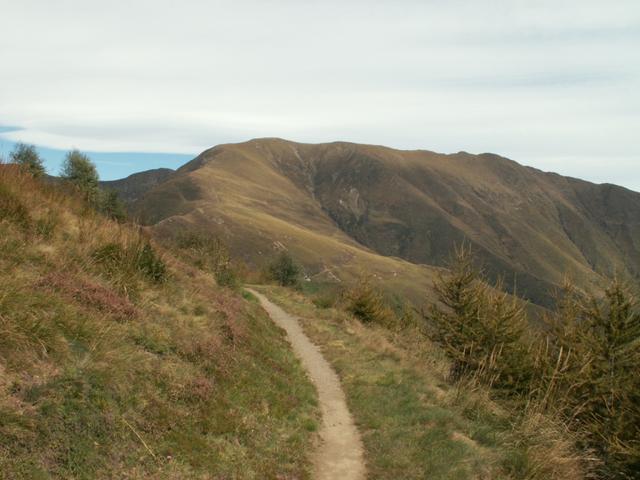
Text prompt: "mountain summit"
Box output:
[[108, 138, 640, 306]]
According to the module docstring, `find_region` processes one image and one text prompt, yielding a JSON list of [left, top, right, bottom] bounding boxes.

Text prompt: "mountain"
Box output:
[[100, 167, 174, 204], [0, 160, 588, 479], [109, 138, 640, 306]]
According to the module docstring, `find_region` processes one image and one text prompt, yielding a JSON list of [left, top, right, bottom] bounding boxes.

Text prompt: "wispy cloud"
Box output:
[[0, 0, 638, 190]]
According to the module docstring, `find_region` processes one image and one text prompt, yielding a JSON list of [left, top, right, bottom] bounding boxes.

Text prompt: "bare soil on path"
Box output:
[[247, 289, 366, 480]]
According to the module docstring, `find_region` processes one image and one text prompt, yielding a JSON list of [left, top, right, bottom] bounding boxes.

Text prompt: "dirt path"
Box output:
[[247, 289, 366, 480]]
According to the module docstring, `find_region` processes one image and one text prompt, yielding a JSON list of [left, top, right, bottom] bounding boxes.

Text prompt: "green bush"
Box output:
[[10, 143, 45, 178], [345, 277, 395, 325], [34, 214, 58, 239], [98, 189, 127, 222], [136, 243, 167, 283], [92, 242, 125, 267], [424, 245, 530, 391], [241, 290, 258, 303], [312, 295, 335, 309], [60, 150, 99, 203], [268, 251, 300, 286], [308, 284, 342, 309], [426, 246, 640, 477], [214, 265, 238, 288], [92, 241, 167, 284], [543, 280, 640, 478]]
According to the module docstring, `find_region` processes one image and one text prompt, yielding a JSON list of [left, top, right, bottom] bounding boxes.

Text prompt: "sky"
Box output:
[[0, 1, 639, 188]]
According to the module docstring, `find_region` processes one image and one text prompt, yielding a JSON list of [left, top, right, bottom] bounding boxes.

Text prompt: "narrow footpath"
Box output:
[[247, 289, 366, 480]]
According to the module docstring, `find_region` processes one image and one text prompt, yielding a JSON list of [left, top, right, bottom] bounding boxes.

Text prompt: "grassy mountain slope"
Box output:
[[0, 165, 319, 479], [130, 140, 442, 304], [122, 138, 639, 307], [100, 168, 174, 204]]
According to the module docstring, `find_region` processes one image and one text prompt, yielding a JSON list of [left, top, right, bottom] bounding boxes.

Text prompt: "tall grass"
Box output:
[[168, 230, 240, 288]]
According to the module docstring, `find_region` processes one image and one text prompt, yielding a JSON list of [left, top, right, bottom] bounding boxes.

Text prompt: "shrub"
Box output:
[[268, 251, 300, 287], [427, 246, 640, 477], [34, 214, 58, 239], [214, 265, 238, 288], [60, 150, 99, 203], [98, 189, 127, 222], [173, 231, 238, 287], [312, 295, 335, 309], [10, 143, 45, 178], [309, 285, 342, 309], [92, 242, 125, 268], [92, 241, 167, 284], [241, 290, 258, 303], [543, 279, 640, 478], [424, 245, 530, 390], [345, 277, 395, 325], [136, 243, 167, 283]]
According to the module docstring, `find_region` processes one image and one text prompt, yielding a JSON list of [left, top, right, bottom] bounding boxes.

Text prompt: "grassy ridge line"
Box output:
[[138, 142, 443, 305], [0, 165, 319, 479], [257, 285, 583, 480], [131, 138, 640, 309]]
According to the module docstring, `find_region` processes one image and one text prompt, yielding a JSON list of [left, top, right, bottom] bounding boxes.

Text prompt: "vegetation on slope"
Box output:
[[258, 239, 639, 479], [125, 139, 444, 305], [5, 137, 638, 479], [257, 284, 585, 480], [423, 247, 640, 479], [268, 252, 302, 287], [0, 164, 319, 479], [123, 138, 640, 307], [9, 143, 46, 178]]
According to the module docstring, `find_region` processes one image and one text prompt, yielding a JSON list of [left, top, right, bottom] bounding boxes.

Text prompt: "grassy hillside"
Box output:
[[257, 244, 640, 479], [100, 168, 174, 204], [0, 165, 319, 479], [130, 140, 442, 305], [255, 285, 585, 480], [124, 138, 640, 307]]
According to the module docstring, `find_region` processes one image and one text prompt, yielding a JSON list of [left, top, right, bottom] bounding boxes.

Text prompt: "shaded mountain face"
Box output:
[[122, 139, 640, 307], [100, 168, 174, 204]]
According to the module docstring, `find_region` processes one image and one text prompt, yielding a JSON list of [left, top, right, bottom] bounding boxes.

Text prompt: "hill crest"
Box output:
[[107, 138, 640, 306]]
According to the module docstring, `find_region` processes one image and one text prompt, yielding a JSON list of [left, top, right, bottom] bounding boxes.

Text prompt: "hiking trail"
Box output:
[[247, 289, 366, 480]]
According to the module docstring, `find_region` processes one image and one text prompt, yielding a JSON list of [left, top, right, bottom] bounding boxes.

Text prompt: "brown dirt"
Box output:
[[248, 289, 366, 480]]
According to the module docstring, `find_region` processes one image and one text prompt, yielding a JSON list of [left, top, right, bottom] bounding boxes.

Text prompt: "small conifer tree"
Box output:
[[543, 279, 640, 478], [268, 251, 300, 286], [99, 189, 127, 222], [425, 245, 529, 388], [345, 276, 395, 325]]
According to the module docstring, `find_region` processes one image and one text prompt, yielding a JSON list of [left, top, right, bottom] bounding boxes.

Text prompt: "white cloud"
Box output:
[[0, 0, 639, 189]]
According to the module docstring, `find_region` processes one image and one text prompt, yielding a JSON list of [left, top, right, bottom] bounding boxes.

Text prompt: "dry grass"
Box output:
[[130, 138, 640, 312], [136, 142, 442, 305], [37, 272, 139, 320], [0, 165, 320, 479], [258, 285, 587, 480]]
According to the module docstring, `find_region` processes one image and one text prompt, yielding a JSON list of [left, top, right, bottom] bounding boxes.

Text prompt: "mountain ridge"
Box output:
[[106, 138, 640, 306], [100, 167, 174, 204]]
